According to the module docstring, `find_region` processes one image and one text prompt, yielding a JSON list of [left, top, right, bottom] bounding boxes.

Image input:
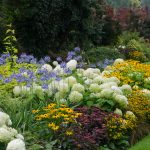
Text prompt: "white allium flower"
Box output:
[[32, 85, 42, 93], [142, 89, 150, 99], [120, 84, 132, 95], [53, 65, 64, 75], [100, 89, 114, 99], [65, 76, 77, 87], [59, 99, 67, 105], [55, 92, 65, 100], [114, 108, 123, 116], [0, 126, 18, 143], [92, 68, 101, 75], [99, 82, 117, 90], [6, 139, 26, 150], [16, 134, 24, 140], [69, 91, 83, 103], [104, 65, 112, 71], [89, 84, 101, 93], [144, 77, 150, 84], [113, 58, 124, 65], [72, 83, 85, 93], [101, 71, 111, 76], [41, 64, 52, 72], [84, 79, 93, 85], [77, 68, 84, 75], [103, 77, 120, 85], [57, 82, 69, 94], [126, 111, 136, 118], [53, 61, 59, 66], [0, 112, 12, 127], [83, 68, 95, 79], [114, 95, 128, 108], [93, 76, 105, 84], [48, 80, 60, 91], [66, 59, 77, 70], [21, 86, 30, 94], [111, 86, 123, 95], [13, 86, 22, 96], [21, 72, 28, 77]]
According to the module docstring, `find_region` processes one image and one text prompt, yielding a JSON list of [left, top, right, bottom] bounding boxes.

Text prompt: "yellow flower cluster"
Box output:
[[106, 114, 136, 140], [106, 60, 150, 85], [129, 51, 145, 60], [128, 91, 150, 122], [33, 103, 82, 132]]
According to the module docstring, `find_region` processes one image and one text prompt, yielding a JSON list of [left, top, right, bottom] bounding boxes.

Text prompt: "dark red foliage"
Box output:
[[71, 106, 109, 150]]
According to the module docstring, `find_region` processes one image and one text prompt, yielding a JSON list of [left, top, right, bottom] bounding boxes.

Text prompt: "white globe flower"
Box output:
[[114, 95, 128, 108], [6, 139, 26, 150], [0, 126, 18, 143], [120, 84, 132, 95], [69, 91, 83, 103], [126, 111, 136, 118], [77, 68, 84, 75], [142, 89, 150, 99], [57, 82, 69, 94], [32, 85, 42, 93], [59, 99, 67, 105], [92, 68, 101, 75], [66, 59, 77, 70], [93, 76, 105, 84], [113, 58, 124, 65], [99, 82, 118, 90], [55, 92, 65, 100], [53, 61, 59, 66], [103, 77, 120, 85], [21, 86, 30, 94], [104, 65, 112, 71], [13, 86, 22, 96], [53, 65, 64, 75], [114, 108, 123, 116], [0, 112, 12, 127], [100, 89, 114, 99], [41, 64, 52, 72], [84, 79, 93, 85], [16, 134, 24, 140], [144, 77, 150, 84], [83, 68, 95, 79], [101, 71, 111, 76], [65, 76, 77, 87], [48, 81, 60, 91], [72, 83, 85, 93], [111, 86, 123, 95], [89, 84, 101, 93]]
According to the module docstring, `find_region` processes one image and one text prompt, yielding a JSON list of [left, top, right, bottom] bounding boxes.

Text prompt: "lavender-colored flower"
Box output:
[[4, 78, 12, 83], [50, 72, 57, 78], [38, 59, 45, 65], [74, 56, 82, 61], [64, 68, 72, 74], [74, 47, 81, 52], [44, 56, 51, 62], [89, 64, 96, 68], [56, 77, 61, 81], [56, 57, 62, 62], [60, 62, 66, 68], [42, 84, 48, 89]]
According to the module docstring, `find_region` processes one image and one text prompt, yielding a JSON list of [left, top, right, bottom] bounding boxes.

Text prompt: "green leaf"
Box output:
[[86, 101, 94, 107]]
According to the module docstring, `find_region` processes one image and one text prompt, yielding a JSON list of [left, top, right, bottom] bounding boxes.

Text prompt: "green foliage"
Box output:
[[85, 46, 123, 63], [2, 0, 105, 56]]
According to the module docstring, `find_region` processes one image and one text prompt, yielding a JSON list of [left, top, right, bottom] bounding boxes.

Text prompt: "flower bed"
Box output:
[[0, 50, 150, 150]]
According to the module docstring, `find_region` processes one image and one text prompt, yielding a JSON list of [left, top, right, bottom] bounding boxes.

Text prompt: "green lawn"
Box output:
[[129, 135, 150, 150]]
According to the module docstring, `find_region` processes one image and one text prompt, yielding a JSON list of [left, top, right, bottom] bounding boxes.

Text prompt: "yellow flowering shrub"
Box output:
[[106, 60, 150, 86], [128, 91, 150, 122], [129, 51, 147, 62], [33, 103, 82, 133], [106, 114, 136, 140]]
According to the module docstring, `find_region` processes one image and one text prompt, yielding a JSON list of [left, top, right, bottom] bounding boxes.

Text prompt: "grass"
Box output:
[[129, 135, 150, 150]]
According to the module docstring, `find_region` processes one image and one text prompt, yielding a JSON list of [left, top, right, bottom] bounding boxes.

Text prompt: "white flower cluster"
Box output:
[[0, 111, 26, 150], [12, 58, 132, 108]]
